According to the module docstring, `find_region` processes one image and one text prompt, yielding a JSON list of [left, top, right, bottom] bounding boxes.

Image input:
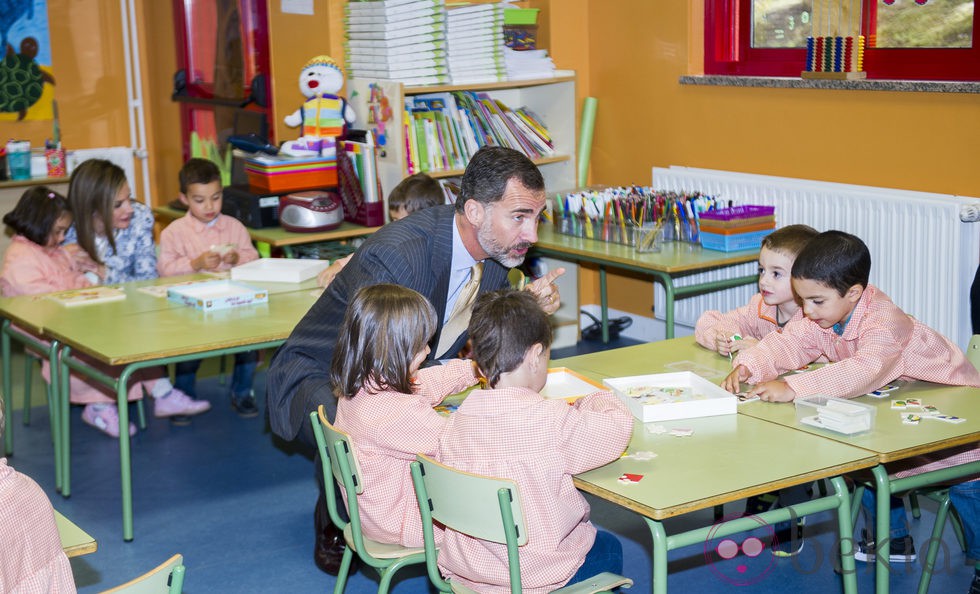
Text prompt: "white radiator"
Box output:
[[650, 166, 980, 349]]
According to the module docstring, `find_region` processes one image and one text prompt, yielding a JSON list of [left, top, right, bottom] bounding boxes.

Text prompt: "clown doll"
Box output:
[[281, 55, 356, 158]]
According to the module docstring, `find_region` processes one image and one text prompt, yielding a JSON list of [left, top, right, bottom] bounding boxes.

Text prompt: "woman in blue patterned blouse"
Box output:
[[62, 159, 211, 436]]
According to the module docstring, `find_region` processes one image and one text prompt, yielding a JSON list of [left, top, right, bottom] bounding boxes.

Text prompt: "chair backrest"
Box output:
[[968, 335, 980, 371], [411, 454, 527, 594], [99, 554, 185, 594], [310, 406, 373, 558]]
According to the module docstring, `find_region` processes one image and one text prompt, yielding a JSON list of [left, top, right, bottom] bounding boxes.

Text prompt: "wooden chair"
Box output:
[[99, 554, 185, 594], [410, 454, 633, 594], [309, 407, 426, 594]]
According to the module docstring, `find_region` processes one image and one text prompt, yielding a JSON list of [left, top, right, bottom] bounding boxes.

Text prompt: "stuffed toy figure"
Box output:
[[281, 55, 356, 158]]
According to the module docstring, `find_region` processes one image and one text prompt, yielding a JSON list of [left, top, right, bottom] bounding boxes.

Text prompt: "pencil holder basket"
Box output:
[[634, 223, 664, 253]]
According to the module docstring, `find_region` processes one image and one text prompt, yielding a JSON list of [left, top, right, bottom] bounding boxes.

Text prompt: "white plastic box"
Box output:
[[603, 372, 737, 422], [541, 368, 606, 403], [167, 280, 268, 311], [231, 258, 330, 283], [796, 397, 876, 435]]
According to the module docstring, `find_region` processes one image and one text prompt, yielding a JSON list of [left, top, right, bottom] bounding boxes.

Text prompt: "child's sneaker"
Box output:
[[772, 519, 805, 557], [82, 404, 136, 438], [854, 534, 916, 563], [153, 388, 211, 418], [231, 391, 259, 418]]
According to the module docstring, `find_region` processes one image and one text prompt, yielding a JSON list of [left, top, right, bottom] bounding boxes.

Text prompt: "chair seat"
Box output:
[[343, 525, 425, 560], [449, 573, 633, 594]]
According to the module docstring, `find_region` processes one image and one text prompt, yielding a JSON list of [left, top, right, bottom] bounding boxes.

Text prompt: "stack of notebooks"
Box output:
[[446, 3, 505, 84], [404, 91, 554, 174], [344, 0, 449, 86], [504, 47, 557, 80]]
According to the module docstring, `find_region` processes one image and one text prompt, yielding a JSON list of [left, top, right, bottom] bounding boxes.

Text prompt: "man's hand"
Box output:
[[316, 254, 352, 288], [524, 267, 566, 315]]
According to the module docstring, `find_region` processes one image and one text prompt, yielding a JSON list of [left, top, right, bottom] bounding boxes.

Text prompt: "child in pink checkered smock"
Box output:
[[695, 224, 818, 356], [724, 230, 980, 571], [331, 284, 478, 548], [0, 186, 208, 439], [437, 289, 633, 594]]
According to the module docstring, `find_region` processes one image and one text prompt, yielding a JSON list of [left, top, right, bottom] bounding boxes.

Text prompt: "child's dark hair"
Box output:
[[330, 284, 437, 398], [761, 224, 818, 258], [3, 186, 71, 246], [178, 158, 222, 194], [68, 159, 128, 264], [388, 173, 444, 214], [468, 289, 552, 388], [791, 230, 871, 296]]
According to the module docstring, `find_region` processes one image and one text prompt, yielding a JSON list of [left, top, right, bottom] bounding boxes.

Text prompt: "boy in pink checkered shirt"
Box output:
[[437, 289, 633, 594]]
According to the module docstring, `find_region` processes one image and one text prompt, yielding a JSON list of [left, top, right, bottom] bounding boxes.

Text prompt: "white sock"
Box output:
[[151, 378, 175, 399]]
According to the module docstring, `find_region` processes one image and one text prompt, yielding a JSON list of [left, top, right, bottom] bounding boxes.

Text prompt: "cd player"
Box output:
[[278, 191, 344, 232]]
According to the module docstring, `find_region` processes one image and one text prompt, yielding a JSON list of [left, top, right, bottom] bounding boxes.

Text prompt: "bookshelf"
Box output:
[[347, 71, 577, 207], [347, 72, 579, 348]]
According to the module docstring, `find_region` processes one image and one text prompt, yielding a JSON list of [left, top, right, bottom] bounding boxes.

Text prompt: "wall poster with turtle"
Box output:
[[0, 0, 55, 121]]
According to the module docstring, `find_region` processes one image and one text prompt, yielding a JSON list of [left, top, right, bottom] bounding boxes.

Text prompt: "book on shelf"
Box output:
[[46, 286, 126, 307], [345, 0, 441, 14], [346, 23, 445, 41], [345, 42, 444, 56], [346, 14, 444, 32]]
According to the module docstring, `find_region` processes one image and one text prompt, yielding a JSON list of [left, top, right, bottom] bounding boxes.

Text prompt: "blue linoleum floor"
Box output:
[[4, 340, 975, 593]]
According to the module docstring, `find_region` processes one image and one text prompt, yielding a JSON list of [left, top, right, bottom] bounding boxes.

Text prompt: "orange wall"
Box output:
[[550, 1, 980, 316]]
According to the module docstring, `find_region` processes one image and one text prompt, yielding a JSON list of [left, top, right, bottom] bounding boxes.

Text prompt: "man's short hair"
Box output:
[[455, 146, 544, 213], [468, 289, 552, 388], [791, 230, 871, 296]]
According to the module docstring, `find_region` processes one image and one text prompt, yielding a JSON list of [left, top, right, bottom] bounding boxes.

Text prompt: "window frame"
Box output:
[[704, 0, 980, 81]]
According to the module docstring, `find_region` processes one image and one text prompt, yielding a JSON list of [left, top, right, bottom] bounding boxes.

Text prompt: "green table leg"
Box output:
[[60, 345, 72, 497], [281, 245, 294, 258], [118, 365, 137, 541], [46, 340, 62, 493], [647, 518, 669, 594], [872, 465, 891, 594], [599, 265, 609, 343], [640, 475, 857, 594], [256, 241, 272, 258]]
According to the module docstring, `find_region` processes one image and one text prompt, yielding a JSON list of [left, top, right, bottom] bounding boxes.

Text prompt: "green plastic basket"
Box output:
[[504, 8, 539, 26]]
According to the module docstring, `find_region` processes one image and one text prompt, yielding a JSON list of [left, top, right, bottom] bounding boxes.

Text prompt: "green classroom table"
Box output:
[[56, 509, 97, 558], [554, 355, 875, 594], [558, 336, 980, 594], [1, 276, 321, 541], [532, 225, 759, 341]]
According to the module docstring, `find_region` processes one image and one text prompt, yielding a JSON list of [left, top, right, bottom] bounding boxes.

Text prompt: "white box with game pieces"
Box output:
[[167, 280, 268, 311], [231, 258, 330, 283], [603, 372, 737, 422], [795, 397, 876, 435]]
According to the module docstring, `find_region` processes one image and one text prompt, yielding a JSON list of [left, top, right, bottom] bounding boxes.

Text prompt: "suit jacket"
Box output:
[[266, 205, 509, 442]]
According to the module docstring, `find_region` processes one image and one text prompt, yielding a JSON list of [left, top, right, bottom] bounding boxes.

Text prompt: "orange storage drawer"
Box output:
[[246, 168, 337, 194], [699, 220, 776, 235]]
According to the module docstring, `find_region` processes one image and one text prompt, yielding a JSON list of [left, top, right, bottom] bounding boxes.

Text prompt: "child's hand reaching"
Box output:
[[747, 379, 797, 402], [727, 336, 757, 354], [722, 364, 751, 393], [192, 250, 222, 272], [714, 332, 757, 356]]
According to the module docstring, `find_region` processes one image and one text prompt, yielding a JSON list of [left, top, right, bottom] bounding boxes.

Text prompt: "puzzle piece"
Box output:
[[622, 450, 658, 461], [617, 473, 644, 485], [901, 413, 921, 425]]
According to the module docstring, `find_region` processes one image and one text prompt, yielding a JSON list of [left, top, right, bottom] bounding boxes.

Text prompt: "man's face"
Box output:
[[475, 178, 546, 268]]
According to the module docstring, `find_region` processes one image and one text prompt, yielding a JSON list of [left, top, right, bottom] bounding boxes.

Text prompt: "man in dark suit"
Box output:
[[266, 146, 564, 574]]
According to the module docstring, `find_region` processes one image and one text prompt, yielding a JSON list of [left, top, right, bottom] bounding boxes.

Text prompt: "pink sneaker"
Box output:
[[154, 388, 212, 418], [82, 404, 136, 438]]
